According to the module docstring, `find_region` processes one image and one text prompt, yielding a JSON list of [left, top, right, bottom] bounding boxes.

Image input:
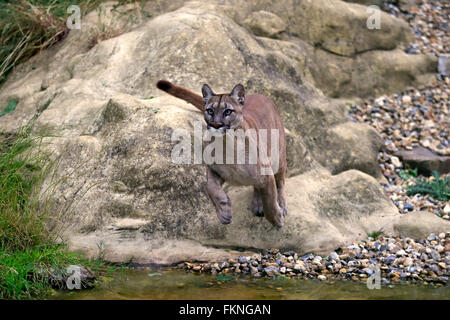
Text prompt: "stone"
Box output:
[[394, 147, 450, 175], [394, 211, 450, 241], [242, 11, 286, 39], [318, 275, 327, 281], [238, 256, 248, 264], [444, 205, 450, 214], [391, 156, 402, 168], [329, 252, 339, 261], [271, 0, 413, 56], [47, 265, 95, 289], [0, 0, 444, 265], [438, 54, 450, 77], [264, 266, 280, 276]]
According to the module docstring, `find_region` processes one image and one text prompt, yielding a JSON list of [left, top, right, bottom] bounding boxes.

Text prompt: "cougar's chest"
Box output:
[[209, 163, 259, 186]]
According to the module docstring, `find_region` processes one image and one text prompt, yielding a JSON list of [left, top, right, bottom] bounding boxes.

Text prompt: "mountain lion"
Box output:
[[156, 80, 287, 227]]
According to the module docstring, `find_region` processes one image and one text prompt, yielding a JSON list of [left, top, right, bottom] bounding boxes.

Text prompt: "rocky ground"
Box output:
[[178, 0, 449, 283], [385, 0, 449, 56], [349, 0, 449, 219], [348, 78, 449, 218], [180, 233, 449, 286]]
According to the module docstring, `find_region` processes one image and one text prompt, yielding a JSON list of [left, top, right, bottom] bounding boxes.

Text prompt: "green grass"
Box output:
[[0, 128, 51, 251], [406, 171, 450, 202], [0, 243, 124, 299], [398, 168, 418, 181], [367, 229, 383, 239], [0, 127, 122, 299]]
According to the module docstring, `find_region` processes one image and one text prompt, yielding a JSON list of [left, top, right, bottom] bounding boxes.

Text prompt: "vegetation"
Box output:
[[0, 0, 152, 85], [367, 229, 383, 239], [406, 171, 450, 202], [0, 244, 122, 300], [0, 0, 104, 85], [398, 168, 418, 181], [0, 126, 121, 299], [0, 127, 51, 251], [0, 0, 152, 299]]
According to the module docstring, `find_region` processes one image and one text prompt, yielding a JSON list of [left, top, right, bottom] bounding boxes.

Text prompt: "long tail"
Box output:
[[156, 80, 204, 111]]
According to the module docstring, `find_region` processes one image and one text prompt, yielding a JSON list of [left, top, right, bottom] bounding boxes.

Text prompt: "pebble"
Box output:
[[179, 233, 449, 285], [348, 0, 449, 219], [179, 3, 450, 287], [444, 204, 450, 214]]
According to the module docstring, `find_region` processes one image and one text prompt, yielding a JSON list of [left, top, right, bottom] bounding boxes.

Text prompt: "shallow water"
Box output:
[[53, 268, 450, 300]]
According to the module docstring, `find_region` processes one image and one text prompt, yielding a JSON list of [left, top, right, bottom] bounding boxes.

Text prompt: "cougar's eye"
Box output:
[[223, 109, 233, 116], [207, 108, 214, 115]]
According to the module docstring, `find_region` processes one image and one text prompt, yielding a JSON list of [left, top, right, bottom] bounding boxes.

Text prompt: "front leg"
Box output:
[[205, 167, 233, 224], [276, 176, 287, 218]]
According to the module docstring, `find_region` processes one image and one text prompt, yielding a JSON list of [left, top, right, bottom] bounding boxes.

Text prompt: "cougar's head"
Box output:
[[202, 83, 245, 134]]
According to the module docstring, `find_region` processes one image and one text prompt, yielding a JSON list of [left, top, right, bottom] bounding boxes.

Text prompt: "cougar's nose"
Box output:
[[210, 122, 222, 129]]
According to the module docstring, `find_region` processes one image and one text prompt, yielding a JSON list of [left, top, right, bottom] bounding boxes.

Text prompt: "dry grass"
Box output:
[[0, 0, 103, 85]]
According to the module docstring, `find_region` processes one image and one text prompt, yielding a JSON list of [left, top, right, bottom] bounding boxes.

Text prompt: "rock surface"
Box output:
[[438, 54, 450, 77], [242, 11, 286, 39], [0, 0, 446, 264], [394, 211, 450, 239], [395, 147, 450, 175]]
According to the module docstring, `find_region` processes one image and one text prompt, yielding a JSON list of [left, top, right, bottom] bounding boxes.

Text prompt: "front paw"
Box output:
[[267, 207, 285, 228], [274, 212, 285, 227], [281, 205, 287, 217], [217, 211, 232, 224]]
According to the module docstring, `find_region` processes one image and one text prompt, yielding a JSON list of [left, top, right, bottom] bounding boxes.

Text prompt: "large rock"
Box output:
[[394, 211, 450, 240], [64, 169, 402, 264], [395, 147, 450, 175], [242, 11, 287, 39], [239, 0, 414, 56], [0, 0, 445, 264], [309, 48, 437, 98]]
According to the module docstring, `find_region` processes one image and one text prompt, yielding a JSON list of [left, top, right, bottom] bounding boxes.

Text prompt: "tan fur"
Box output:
[[157, 80, 287, 227]]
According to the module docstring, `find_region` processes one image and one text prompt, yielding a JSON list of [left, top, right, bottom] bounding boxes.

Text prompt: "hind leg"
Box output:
[[259, 175, 284, 227], [251, 187, 264, 217], [275, 172, 287, 217]]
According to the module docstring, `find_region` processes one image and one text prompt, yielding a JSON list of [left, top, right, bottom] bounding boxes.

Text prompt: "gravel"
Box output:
[[384, 0, 449, 56], [348, 0, 449, 219], [179, 1, 450, 287], [180, 233, 449, 285]]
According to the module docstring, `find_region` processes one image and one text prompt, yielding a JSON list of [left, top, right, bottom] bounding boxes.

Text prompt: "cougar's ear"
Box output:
[[230, 84, 245, 105], [202, 84, 215, 103]]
